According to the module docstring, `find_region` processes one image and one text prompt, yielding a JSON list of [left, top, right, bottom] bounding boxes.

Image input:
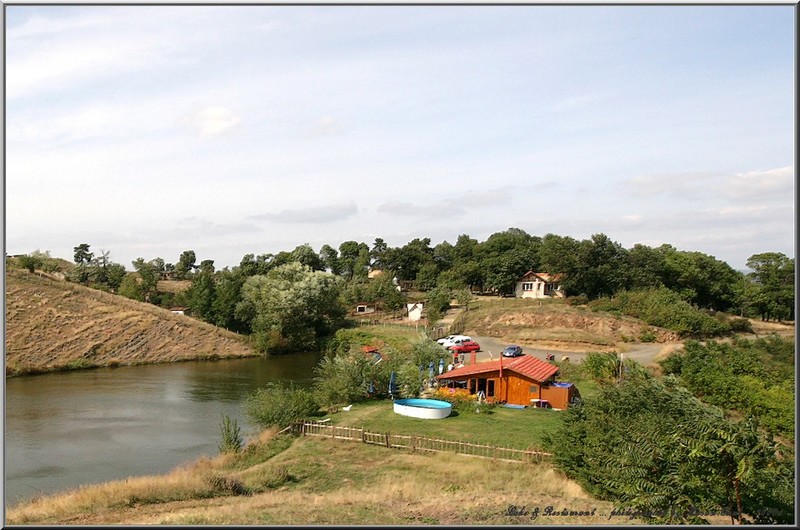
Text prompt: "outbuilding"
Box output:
[[435, 354, 579, 409]]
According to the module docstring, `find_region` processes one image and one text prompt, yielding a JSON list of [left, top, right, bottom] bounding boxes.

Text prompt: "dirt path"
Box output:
[[465, 334, 680, 367]]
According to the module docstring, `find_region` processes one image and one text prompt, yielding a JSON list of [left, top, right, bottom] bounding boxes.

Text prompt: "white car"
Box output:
[[438, 335, 472, 348]]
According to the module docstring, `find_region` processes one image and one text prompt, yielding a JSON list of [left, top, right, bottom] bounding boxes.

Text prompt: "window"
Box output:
[[487, 379, 495, 397], [469, 379, 477, 394], [522, 282, 534, 291], [529, 385, 538, 393]]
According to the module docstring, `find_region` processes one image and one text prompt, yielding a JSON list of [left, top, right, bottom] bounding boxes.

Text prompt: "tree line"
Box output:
[[9, 228, 794, 352]]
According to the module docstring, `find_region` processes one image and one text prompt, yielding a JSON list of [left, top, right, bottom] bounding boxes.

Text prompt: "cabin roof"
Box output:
[[519, 271, 563, 283], [435, 354, 558, 383]]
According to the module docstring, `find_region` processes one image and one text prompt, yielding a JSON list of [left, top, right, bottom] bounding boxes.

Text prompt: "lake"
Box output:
[[4, 352, 322, 505]]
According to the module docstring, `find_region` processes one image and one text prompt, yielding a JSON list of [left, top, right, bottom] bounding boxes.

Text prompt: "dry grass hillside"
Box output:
[[5, 269, 256, 375], [460, 297, 680, 352], [7, 432, 636, 526]]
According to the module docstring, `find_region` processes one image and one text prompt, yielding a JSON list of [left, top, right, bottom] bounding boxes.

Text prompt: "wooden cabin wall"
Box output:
[[540, 385, 571, 409]]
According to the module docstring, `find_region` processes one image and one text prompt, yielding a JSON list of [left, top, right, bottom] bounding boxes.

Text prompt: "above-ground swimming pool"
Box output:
[[393, 398, 452, 419]]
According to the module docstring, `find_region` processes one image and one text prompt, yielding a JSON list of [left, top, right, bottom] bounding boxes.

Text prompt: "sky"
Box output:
[[3, 4, 796, 271]]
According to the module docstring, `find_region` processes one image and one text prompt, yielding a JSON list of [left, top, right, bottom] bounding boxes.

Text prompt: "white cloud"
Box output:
[[725, 166, 794, 199], [185, 106, 242, 136], [249, 203, 358, 224], [309, 116, 343, 135]]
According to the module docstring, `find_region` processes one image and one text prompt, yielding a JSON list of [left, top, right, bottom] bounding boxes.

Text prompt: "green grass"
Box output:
[[324, 400, 563, 450]]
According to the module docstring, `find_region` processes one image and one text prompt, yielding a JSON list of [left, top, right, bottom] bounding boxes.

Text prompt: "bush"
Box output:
[[567, 294, 589, 306], [312, 353, 373, 407], [638, 328, 657, 342], [218, 415, 243, 454], [245, 383, 319, 428], [589, 288, 730, 337]]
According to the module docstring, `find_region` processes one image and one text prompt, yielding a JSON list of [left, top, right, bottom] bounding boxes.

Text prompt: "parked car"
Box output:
[[448, 341, 480, 354], [437, 334, 470, 345], [438, 335, 472, 348], [502, 345, 523, 357]]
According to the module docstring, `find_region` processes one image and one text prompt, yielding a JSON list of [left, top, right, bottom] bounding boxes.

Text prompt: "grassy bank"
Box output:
[[5, 269, 257, 376], [8, 429, 633, 525]]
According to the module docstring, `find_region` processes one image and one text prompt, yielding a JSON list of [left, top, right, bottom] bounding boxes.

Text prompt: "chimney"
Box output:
[[470, 351, 477, 366]]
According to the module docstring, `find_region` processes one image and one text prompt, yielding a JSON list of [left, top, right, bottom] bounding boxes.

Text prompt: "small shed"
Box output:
[[435, 354, 579, 409], [407, 302, 424, 321], [170, 306, 190, 315], [355, 303, 376, 314]]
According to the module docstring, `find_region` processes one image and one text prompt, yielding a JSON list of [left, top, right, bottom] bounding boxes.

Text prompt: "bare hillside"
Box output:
[[5, 269, 256, 375], [461, 297, 680, 352]]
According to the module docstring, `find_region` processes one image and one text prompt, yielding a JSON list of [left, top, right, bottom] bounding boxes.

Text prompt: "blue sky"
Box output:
[[4, 5, 795, 270]]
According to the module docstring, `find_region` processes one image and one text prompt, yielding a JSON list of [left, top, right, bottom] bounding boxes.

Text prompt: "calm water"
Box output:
[[4, 352, 322, 506]]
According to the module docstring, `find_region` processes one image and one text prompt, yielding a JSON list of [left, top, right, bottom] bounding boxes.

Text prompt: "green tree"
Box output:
[[313, 353, 373, 407], [237, 262, 345, 353], [211, 268, 248, 332], [18, 254, 42, 273], [289, 243, 325, 271], [662, 250, 740, 311], [366, 272, 405, 314], [118, 273, 144, 301], [319, 244, 341, 275], [188, 272, 217, 321], [383, 237, 434, 282], [175, 250, 197, 279], [565, 234, 629, 299], [130, 258, 160, 302], [73, 243, 93, 265], [370, 237, 389, 269], [338, 241, 370, 280], [414, 262, 440, 291], [746, 252, 794, 321], [478, 228, 540, 295], [425, 286, 452, 326]]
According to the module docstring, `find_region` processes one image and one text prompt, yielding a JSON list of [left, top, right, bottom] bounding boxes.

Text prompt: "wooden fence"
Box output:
[[293, 421, 551, 464]]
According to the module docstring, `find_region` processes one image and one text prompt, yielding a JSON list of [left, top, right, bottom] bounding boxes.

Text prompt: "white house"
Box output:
[[407, 302, 424, 321], [514, 271, 564, 299]]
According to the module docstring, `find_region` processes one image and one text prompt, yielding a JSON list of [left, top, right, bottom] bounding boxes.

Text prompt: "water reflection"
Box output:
[[4, 352, 323, 505]]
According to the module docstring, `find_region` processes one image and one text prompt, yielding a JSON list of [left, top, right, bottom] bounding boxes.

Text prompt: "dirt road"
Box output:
[[465, 334, 681, 367]]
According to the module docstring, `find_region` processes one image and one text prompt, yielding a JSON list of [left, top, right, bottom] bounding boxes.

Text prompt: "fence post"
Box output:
[[361, 429, 366, 443], [385, 432, 391, 448]]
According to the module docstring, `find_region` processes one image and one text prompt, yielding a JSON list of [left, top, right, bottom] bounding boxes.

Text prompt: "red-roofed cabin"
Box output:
[[435, 355, 579, 409]]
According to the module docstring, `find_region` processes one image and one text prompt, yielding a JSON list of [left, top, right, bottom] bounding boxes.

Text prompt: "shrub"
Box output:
[[638, 328, 657, 342], [567, 294, 589, 306], [312, 353, 373, 407], [245, 383, 319, 428], [588, 288, 730, 338], [218, 415, 243, 454]]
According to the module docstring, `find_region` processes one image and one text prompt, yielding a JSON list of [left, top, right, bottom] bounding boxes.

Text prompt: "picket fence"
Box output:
[[292, 421, 551, 464]]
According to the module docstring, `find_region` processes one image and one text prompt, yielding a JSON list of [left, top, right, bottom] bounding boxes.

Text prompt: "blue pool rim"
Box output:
[[394, 398, 452, 409]]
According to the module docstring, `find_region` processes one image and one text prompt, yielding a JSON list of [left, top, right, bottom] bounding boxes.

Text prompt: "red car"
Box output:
[[448, 341, 480, 354]]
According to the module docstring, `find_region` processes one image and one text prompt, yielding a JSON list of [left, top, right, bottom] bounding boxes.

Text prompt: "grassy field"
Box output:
[[8, 429, 635, 526], [325, 400, 561, 451]]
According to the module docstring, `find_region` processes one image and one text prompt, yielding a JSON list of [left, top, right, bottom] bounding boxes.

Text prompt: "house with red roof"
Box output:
[[435, 354, 578, 409], [515, 271, 564, 299]]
